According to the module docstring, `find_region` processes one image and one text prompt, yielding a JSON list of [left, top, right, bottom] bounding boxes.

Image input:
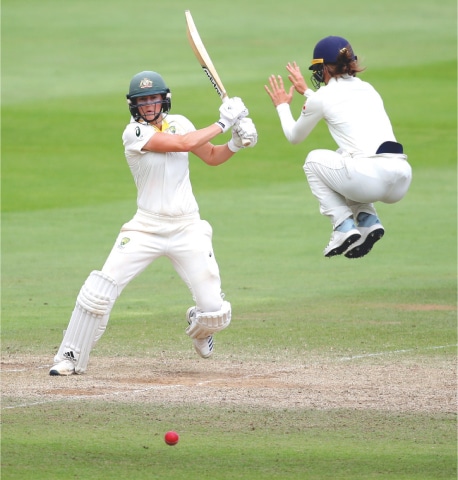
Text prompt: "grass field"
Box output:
[[2, 0, 457, 479]]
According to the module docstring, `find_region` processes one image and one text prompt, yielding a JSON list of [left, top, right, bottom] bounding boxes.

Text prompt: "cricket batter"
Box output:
[[265, 36, 412, 258], [49, 71, 257, 375]]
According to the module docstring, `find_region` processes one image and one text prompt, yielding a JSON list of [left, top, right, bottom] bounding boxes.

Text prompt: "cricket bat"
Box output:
[[185, 10, 228, 101], [185, 10, 250, 146]]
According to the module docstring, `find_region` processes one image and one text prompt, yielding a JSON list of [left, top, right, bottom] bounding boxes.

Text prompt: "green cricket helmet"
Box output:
[[126, 71, 172, 122]]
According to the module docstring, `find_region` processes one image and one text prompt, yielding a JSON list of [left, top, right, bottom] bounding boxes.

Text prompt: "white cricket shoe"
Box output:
[[186, 307, 214, 359], [345, 213, 384, 259], [324, 228, 361, 257], [49, 359, 75, 376]]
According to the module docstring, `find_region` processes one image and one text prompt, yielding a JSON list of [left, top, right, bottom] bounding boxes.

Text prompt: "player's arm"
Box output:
[[144, 129, 235, 166], [143, 97, 248, 154], [143, 123, 222, 153], [265, 72, 322, 144], [192, 142, 234, 166], [276, 98, 323, 144]]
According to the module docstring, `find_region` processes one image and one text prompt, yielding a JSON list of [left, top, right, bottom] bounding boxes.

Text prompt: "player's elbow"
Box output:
[[284, 128, 309, 145], [284, 134, 302, 145]]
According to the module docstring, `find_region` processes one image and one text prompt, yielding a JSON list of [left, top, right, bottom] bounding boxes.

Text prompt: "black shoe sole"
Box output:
[[325, 233, 361, 258], [345, 228, 385, 259]]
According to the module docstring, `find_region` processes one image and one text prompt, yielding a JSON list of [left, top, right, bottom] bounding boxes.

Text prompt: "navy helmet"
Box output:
[[308, 36, 357, 89], [309, 36, 356, 71]]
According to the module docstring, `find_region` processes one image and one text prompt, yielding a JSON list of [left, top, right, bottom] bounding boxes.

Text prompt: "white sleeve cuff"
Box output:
[[275, 103, 291, 115]]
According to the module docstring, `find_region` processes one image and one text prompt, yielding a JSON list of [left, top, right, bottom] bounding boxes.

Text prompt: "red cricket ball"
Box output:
[[164, 431, 179, 446]]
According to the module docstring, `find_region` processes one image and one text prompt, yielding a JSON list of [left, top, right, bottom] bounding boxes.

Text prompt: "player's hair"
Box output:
[[326, 47, 365, 77]]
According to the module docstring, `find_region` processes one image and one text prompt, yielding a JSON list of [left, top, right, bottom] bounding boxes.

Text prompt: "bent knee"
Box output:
[[305, 149, 327, 164]]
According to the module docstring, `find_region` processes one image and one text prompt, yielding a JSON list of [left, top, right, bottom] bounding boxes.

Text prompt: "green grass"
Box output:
[[2, 167, 456, 358], [1, 0, 457, 478], [2, 403, 455, 480]]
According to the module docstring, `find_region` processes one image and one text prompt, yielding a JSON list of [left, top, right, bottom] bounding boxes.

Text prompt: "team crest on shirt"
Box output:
[[118, 237, 131, 249], [135, 126, 141, 137]]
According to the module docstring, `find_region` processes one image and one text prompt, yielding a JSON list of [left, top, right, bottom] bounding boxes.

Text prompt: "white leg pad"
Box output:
[[186, 300, 231, 339], [54, 271, 118, 374], [91, 316, 108, 348]]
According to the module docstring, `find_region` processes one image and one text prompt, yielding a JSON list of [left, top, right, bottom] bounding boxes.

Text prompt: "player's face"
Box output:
[[137, 94, 163, 123]]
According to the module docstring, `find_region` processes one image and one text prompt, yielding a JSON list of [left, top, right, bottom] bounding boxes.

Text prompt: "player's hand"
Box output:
[[286, 61, 309, 95], [228, 118, 258, 152], [216, 97, 249, 133], [264, 75, 294, 107]]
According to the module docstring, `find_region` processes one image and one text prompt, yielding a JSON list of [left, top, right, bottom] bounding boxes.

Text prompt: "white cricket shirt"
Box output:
[[122, 114, 199, 217], [277, 76, 397, 155]]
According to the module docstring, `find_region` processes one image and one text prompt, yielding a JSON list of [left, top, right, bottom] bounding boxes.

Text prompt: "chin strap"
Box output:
[[138, 110, 162, 124]]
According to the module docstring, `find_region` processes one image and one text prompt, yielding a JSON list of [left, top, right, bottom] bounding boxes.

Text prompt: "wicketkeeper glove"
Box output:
[[227, 117, 258, 152], [216, 97, 249, 133]]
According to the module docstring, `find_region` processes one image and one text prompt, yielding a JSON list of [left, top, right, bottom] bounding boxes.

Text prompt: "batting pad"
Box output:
[[186, 300, 231, 339], [54, 271, 118, 374]]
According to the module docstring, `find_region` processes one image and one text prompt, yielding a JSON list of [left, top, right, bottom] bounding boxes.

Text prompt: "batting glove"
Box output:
[[216, 97, 249, 133], [228, 118, 258, 152]]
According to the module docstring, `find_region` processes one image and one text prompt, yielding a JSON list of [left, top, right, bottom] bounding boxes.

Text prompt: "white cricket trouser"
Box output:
[[304, 149, 412, 228], [101, 210, 224, 313]]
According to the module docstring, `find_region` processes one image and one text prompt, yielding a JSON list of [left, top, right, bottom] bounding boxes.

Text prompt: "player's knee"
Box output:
[[77, 270, 118, 316]]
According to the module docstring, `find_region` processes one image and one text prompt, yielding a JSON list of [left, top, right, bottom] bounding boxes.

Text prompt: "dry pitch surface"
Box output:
[[2, 351, 455, 413]]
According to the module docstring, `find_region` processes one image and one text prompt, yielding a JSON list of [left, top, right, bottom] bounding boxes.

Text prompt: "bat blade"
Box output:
[[185, 10, 251, 146], [185, 10, 227, 101]]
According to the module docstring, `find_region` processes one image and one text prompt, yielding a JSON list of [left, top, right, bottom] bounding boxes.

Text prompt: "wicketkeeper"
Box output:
[[50, 71, 258, 375], [265, 36, 412, 258]]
